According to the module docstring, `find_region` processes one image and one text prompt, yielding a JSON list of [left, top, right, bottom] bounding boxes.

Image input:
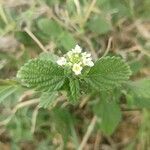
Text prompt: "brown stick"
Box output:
[[24, 27, 47, 52], [78, 116, 97, 150]]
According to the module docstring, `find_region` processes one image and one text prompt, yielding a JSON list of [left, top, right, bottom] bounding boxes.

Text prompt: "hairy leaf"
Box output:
[[39, 91, 58, 108], [68, 78, 80, 103], [17, 59, 65, 92], [39, 52, 59, 63], [94, 93, 122, 135], [86, 56, 131, 90]]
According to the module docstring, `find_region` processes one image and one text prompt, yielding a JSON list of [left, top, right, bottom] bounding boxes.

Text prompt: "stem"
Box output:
[[74, 0, 81, 15], [24, 27, 47, 52], [78, 116, 97, 150], [31, 106, 39, 133], [82, 0, 97, 26], [102, 37, 113, 57]]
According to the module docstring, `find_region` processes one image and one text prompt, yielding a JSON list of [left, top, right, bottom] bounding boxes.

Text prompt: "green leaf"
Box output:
[[129, 60, 143, 75], [68, 78, 80, 103], [15, 31, 35, 46], [58, 31, 76, 51], [17, 58, 65, 92], [0, 85, 18, 103], [51, 107, 74, 144], [37, 18, 76, 51], [133, 97, 150, 108], [88, 15, 112, 34], [39, 52, 59, 63], [126, 78, 150, 108], [86, 56, 131, 90], [126, 93, 150, 109], [127, 78, 150, 98], [94, 93, 122, 135], [45, 0, 59, 6], [39, 91, 58, 108], [96, 0, 132, 18], [37, 18, 63, 39]]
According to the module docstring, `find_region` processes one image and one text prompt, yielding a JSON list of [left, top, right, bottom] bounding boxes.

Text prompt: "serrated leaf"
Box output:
[[86, 56, 131, 90], [94, 93, 122, 135], [39, 91, 58, 108], [39, 52, 59, 63], [17, 59, 65, 92], [68, 78, 80, 103]]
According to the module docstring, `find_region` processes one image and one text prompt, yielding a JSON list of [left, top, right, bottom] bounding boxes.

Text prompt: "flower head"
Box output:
[[72, 45, 82, 53], [82, 52, 91, 58], [57, 45, 94, 75], [82, 57, 94, 67], [72, 63, 83, 75], [56, 57, 67, 66]]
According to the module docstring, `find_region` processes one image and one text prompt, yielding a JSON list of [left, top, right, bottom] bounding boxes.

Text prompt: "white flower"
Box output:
[[57, 57, 67, 66], [82, 52, 91, 58], [72, 45, 82, 53], [67, 51, 73, 58], [72, 63, 83, 75], [56, 44, 94, 74], [83, 58, 94, 67]]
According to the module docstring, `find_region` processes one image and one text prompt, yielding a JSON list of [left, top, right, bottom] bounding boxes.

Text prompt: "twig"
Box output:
[[18, 90, 34, 102], [105, 136, 117, 149], [24, 27, 47, 52], [102, 37, 113, 57], [51, 10, 74, 32], [81, 36, 97, 60], [74, 0, 81, 15], [12, 99, 39, 114], [78, 116, 97, 150], [124, 45, 150, 57], [61, 101, 69, 108], [135, 20, 150, 40], [0, 4, 9, 24], [79, 96, 90, 108], [94, 132, 101, 150], [82, 0, 97, 25], [121, 108, 141, 111], [137, 45, 150, 57], [31, 106, 39, 133]]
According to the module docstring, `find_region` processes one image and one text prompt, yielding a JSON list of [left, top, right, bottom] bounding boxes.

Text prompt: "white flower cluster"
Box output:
[[57, 45, 94, 75]]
